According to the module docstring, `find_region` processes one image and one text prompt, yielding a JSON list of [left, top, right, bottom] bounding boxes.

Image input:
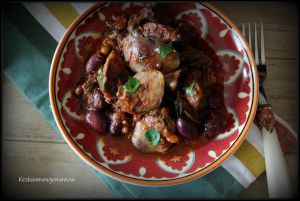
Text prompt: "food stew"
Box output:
[[74, 3, 229, 154]]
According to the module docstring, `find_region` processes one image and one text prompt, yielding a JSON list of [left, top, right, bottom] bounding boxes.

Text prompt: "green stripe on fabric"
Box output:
[[44, 3, 79, 29], [3, 5, 59, 133], [91, 166, 245, 198], [203, 166, 245, 198], [3, 3, 57, 63]]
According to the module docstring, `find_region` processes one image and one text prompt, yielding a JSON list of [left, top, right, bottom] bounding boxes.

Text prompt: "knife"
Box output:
[[257, 88, 293, 198]]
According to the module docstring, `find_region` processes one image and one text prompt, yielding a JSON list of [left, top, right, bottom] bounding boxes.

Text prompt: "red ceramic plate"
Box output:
[[49, 3, 258, 186]]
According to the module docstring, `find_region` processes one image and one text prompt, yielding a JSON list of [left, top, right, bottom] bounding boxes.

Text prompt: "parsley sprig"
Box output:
[[144, 128, 161, 146], [155, 42, 174, 59], [123, 77, 141, 93], [184, 81, 196, 95]]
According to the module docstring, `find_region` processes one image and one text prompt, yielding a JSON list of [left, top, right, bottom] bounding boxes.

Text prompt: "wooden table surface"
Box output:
[[2, 2, 298, 199]]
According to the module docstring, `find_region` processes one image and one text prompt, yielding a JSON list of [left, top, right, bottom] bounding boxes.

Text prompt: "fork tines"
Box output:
[[242, 23, 266, 66]]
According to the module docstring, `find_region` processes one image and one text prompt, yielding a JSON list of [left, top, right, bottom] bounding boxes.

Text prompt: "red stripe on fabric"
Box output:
[[275, 121, 296, 152], [253, 120, 296, 153]]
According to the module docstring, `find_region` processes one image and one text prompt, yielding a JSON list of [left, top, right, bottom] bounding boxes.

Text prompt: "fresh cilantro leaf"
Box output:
[[155, 42, 174, 59], [184, 81, 196, 95], [138, 55, 147, 60], [144, 128, 161, 146], [96, 66, 104, 90], [124, 77, 141, 93]]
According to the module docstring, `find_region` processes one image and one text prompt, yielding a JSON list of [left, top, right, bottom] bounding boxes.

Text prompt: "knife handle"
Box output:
[[262, 127, 292, 198]]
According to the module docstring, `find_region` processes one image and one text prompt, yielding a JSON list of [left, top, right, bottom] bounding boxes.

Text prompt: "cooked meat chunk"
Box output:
[[165, 69, 181, 91], [127, 6, 155, 32], [99, 37, 116, 56], [183, 69, 203, 110], [121, 30, 180, 73], [121, 30, 157, 71], [175, 94, 204, 123], [76, 3, 228, 154], [100, 50, 128, 103], [82, 74, 98, 93], [156, 108, 179, 143], [81, 74, 98, 108], [160, 50, 180, 74], [141, 22, 180, 42], [116, 70, 164, 114], [103, 50, 126, 79], [106, 14, 127, 30], [131, 108, 178, 153], [185, 81, 203, 110], [132, 118, 171, 153]]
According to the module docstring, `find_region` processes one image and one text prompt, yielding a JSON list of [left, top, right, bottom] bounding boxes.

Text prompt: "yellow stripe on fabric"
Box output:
[[44, 3, 79, 29], [233, 140, 265, 177]]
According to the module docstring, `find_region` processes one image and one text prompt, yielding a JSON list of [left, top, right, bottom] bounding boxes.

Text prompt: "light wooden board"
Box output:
[[2, 140, 113, 199], [2, 2, 298, 199]]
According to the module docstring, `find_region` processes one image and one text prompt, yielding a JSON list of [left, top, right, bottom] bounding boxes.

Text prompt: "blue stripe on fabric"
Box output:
[[91, 166, 245, 198]]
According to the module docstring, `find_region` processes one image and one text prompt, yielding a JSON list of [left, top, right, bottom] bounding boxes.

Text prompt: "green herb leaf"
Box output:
[[144, 128, 161, 146], [138, 55, 147, 60], [124, 77, 141, 93], [184, 81, 196, 95], [96, 66, 104, 90], [155, 42, 174, 59]]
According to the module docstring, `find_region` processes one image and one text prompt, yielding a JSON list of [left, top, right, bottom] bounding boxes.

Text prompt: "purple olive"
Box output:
[[176, 117, 200, 139], [85, 109, 108, 133], [85, 53, 103, 74], [92, 88, 107, 110]]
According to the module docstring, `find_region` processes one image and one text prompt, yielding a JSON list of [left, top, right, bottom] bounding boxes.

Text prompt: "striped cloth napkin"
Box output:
[[3, 3, 297, 198]]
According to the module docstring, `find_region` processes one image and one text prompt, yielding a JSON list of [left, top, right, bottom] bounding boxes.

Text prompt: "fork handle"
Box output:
[[258, 64, 267, 99], [262, 127, 292, 198]]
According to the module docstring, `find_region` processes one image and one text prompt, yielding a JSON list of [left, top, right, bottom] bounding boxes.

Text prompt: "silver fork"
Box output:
[[242, 23, 267, 102], [242, 23, 292, 198]]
